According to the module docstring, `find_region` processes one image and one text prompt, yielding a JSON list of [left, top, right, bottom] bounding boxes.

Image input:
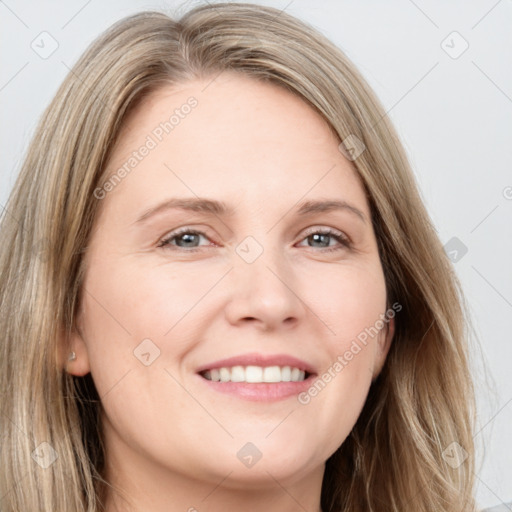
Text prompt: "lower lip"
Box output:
[[196, 374, 315, 402]]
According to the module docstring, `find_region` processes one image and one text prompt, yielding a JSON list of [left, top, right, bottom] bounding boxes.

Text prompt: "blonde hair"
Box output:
[[0, 3, 477, 511]]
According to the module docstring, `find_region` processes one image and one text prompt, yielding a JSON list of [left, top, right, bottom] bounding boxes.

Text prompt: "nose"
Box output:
[[223, 247, 306, 331]]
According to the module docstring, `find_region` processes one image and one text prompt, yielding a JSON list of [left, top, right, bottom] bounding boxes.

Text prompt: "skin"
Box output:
[[63, 71, 394, 512]]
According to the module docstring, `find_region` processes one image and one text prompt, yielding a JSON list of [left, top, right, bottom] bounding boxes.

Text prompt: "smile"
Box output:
[[200, 365, 309, 383]]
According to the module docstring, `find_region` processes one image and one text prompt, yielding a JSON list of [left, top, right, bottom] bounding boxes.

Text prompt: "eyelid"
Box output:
[[300, 225, 351, 243]]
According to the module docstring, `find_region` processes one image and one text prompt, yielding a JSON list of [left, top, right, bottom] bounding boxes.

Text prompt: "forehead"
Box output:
[[101, 72, 369, 219], [114, 71, 337, 154]]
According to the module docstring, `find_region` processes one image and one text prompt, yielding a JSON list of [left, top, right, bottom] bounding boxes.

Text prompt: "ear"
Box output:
[[372, 316, 395, 380], [59, 309, 91, 377]]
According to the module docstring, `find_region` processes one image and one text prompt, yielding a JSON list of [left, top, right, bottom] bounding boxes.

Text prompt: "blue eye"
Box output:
[[157, 227, 351, 253], [297, 228, 351, 252], [158, 228, 209, 252]]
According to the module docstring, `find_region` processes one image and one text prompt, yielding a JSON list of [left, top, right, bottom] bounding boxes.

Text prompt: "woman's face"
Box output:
[[67, 72, 394, 495]]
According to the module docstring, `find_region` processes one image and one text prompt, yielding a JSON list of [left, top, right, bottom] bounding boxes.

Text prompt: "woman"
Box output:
[[0, 3, 477, 511]]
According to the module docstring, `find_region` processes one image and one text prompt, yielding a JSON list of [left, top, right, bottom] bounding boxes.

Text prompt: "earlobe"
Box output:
[[59, 319, 91, 377], [372, 316, 395, 380]]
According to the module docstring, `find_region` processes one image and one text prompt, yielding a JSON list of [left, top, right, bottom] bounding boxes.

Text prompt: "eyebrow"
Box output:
[[134, 197, 367, 224]]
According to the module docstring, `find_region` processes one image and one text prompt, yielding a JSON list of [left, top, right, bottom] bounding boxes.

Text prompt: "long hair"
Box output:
[[0, 3, 477, 510]]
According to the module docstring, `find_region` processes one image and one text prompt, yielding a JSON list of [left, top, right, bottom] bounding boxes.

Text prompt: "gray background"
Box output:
[[1, 1, 511, 509]]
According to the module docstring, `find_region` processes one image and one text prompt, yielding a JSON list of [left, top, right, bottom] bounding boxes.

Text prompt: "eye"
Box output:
[[157, 228, 212, 252], [296, 227, 352, 252], [157, 226, 352, 253]]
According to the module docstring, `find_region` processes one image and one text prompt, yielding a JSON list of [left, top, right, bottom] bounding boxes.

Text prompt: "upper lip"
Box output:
[[196, 352, 317, 375]]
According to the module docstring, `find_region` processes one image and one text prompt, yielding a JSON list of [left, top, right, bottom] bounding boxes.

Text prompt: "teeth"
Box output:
[[281, 366, 291, 382], [202, 365, 307, 383], [263, 366, 281, 383], [219, 367, 230, 382], [291, 367, 301, 382], [231, 366, 245, 382], [245, 365, 263, 383]]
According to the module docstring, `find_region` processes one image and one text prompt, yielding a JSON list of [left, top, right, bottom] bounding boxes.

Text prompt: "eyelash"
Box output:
[[157, 227, 352, 253]]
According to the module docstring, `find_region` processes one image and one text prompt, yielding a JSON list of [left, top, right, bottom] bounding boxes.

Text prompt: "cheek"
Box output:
[[115, 260, 225, 331], [302, 355, 375, 460], [82, 257, 212, 337], [79, 259, 221, 390], [308, 258, 388, 342], [295, 261, 386, 445]]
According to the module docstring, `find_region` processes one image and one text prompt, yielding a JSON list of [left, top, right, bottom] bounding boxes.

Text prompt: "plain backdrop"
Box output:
[[1, 1, 511, 509]]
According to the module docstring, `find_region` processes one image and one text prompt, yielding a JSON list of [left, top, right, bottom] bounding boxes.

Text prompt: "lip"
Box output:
[[195, 352, 317, 402], [195, 352, 316, 375], [197, 378, 315, 402]]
